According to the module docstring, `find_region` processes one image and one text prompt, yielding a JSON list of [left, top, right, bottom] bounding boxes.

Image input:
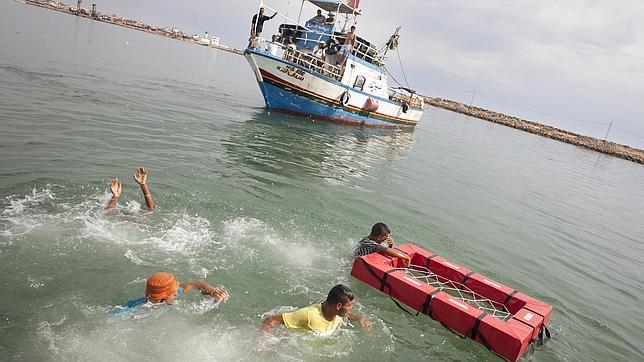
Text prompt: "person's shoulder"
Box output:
[[358, 236, 376, 244]]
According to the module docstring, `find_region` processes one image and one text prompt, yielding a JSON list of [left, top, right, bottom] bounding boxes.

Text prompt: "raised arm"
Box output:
[[185, 279, 230, 302], [261, 314, 285, 332], [105, 178, 121, 209], [133, 166, 155, 209]]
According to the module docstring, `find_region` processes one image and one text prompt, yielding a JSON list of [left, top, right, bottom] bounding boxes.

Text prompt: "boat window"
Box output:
[[353, 75, 366, 91]]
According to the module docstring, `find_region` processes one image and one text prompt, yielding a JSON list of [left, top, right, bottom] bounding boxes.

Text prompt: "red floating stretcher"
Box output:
[[351, 244, 552, 361]]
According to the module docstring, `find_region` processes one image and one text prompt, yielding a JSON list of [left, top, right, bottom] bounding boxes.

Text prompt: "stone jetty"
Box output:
[[21, 0, 243, 55], [424, 96, 644, 165]]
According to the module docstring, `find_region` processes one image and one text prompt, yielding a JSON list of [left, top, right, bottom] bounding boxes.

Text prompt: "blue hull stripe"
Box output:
[[259, 81, 405, 127]]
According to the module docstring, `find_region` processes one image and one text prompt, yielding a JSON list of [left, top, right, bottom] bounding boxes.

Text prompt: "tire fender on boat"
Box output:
[[341, 91, 351, 106], [402, 101, 409, 113]]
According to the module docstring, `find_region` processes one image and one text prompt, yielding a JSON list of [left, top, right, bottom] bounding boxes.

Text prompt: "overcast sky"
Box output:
[[91, 0, 644, 148]]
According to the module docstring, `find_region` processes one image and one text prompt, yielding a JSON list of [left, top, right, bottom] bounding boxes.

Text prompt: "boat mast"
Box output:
[[296, 0, 304, 24], [382, 26, 400, 59]]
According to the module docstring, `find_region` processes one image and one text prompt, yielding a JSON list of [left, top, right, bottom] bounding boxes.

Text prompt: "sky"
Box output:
[[88, 0, 644, 148]]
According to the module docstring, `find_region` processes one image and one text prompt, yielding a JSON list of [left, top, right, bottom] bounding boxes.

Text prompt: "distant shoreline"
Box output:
[[20, 1, 644, 165], [424, 97, 644, 165], [20, 0, 243, 55]]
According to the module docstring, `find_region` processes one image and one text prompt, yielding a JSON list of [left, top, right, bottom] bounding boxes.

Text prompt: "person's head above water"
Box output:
[[369, 222, 390, 241], [145, 272, 180, 303], [325, 284, 354, 317]]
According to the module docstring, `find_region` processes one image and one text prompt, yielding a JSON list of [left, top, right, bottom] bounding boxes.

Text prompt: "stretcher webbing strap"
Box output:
[[380, 269, 395, 292], [357, 258, 417, 316], [424, 254, 437, 269], [469, 311, 486, 339], [503, 290, 518, 305], [468, 311, 492, 351], [460, 271, 476, 289], [420, 289, 441, 317], [511, 315, 536, 333], [537, 324, 551, 346], [521, 306, 551, 346]]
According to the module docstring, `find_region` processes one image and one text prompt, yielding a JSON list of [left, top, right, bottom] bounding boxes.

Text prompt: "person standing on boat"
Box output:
[[250, 7, 277, 42], [353, 223, 411, 267], [106, 166, 155, 210], [261, 284, 371, 334], [338, 25, 357, 66]]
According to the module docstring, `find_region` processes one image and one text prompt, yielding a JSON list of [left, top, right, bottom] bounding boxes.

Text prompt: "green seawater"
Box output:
[[1, 2, 643, 361]]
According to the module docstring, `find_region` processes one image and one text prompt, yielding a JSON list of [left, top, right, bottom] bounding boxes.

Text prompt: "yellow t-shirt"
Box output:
[[282, 303, 343, 334]]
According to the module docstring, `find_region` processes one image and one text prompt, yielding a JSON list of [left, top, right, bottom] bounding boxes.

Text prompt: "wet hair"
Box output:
[[370, 222, 390, 237], [351, 25, 356, 30], [326, 284, 354, 305]]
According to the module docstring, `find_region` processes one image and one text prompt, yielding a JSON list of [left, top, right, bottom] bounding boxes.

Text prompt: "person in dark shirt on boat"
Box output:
[[106, 166, 155, 210], [261, 284, 371, 335], [309, 9, 326, 24], [250, 7, 277, 39], [353, 223, 411, 267]]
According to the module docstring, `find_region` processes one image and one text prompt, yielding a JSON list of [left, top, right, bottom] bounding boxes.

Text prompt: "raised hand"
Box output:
[[385, 235, 394, 248], [106, 178, 121, 209], [110, 178, 122, 197], [133, 167, 148, 185]]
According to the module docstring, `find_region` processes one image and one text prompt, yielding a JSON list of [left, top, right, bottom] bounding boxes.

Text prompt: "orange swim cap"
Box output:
[[145, 272, 180, 302]]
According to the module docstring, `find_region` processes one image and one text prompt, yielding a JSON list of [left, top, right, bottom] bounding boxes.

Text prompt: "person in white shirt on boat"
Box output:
[[265, 35, 280, 56], [353, 223, 411, 267]]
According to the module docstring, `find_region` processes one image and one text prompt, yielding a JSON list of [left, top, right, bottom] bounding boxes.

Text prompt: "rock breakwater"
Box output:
[[423, 96, 644, 165]]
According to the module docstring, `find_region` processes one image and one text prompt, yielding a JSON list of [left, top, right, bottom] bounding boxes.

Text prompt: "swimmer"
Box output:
[[106, 166, 155, 210], [122, 272, 229, 310], [261, 284, 371, 334]]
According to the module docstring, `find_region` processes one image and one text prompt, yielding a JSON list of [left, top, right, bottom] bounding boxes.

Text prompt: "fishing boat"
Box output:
[[244, 0, 424, 127], [351, 244, 552, 361]]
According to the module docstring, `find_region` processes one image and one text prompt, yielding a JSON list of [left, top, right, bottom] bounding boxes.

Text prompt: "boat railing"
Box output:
[[352, 38, 386, 66], [389, 89, 424, 109], [283, 47, 344, 81], [285, 28, 386, 67]]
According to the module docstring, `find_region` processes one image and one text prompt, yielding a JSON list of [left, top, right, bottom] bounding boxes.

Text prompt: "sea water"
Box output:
[[1, 1, 643, 361]]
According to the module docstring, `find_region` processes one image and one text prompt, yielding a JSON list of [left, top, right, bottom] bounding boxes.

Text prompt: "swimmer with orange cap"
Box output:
[[121, 272, 229, 311], [145, 272, 229, 304]]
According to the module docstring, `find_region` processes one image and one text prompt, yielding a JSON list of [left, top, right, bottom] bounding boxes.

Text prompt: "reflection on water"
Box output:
[[221, 111, 415, 186]]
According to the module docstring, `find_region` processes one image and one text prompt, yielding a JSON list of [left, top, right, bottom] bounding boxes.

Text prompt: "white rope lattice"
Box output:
[[403, 265, 512, 321]]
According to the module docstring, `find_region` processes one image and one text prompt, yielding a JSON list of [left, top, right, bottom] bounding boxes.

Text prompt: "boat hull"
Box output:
[[244, 49, 422, 127]]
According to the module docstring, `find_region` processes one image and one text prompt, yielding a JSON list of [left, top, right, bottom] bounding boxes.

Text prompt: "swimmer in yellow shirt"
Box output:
[[262, 284, 372, 334]]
